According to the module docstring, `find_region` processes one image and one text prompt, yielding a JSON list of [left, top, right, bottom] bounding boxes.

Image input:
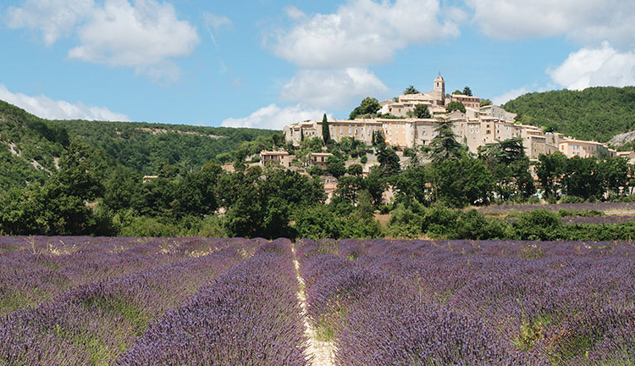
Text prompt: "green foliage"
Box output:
[[326, 155, 346, 178], [387, 204, 424, 238], [307, 165, 325, 178], [502, 86, 635, 142], [455, 209, 511, 240], [513, 210, 562, 241], [403, 85, 419, 95], [321, 114, 331, 145], [434, 156, 493, 208], [387, 205, 511, 240], [376, 146, 401, 177], [0, 142, 112, 236], [349, 97, 381, 120], [462, 86, 473, 96], [347, 163, 363, 176], [59, 119, 277, 176], [428, 122, 464, 164], [536, 152, 568, 199], [479, 138, 535, 200], [413, 104, 431, 118], [536, 155, 630, 202], [480, 99, 493, 107], [294, 205, 343, 240], [446, 101, 466, 113]]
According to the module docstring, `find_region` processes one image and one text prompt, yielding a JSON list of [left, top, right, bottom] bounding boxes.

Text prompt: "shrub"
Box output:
[[513, 210, 562, 241]]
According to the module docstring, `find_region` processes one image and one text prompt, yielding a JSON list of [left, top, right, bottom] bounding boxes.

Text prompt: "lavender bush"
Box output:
[[118, 238, 308, 365]]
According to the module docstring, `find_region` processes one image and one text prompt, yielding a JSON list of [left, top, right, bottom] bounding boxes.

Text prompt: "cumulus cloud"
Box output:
[[466, 0, 635, 48], [269, 0, 462, 69], [548, 42, 635, 90], [280, 68, 388, 109], [492, 87, 529, 106], [68, 0, 199, 66], [7, 0, 199, 83], [221, 104, 325, 130], [6, 0, 94, 45], [0, 84, 129, 121]]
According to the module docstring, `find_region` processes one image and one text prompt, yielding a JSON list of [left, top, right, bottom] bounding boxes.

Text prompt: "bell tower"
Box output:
[[434, 74, 445, 105]]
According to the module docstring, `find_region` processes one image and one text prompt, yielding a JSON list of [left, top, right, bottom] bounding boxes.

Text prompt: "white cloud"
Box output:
[[68, 0, 199, 67], [0, 84, 129, 121], [284, 6, 306, 20], [492, 87, 529, 106], [269, 0, 462, 68], [221, 104, 325, 130], [466, 0, 635, 48], [280, 68, 388, 109], [203, 12, 232, 45], [548, 42, 635, 90], [6, 0, 94, 45], [7, 0, 199, 83]]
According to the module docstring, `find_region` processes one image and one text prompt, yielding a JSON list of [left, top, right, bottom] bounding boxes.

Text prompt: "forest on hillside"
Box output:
[[502, 86, 635, 143], [0, 100, 279, 191]]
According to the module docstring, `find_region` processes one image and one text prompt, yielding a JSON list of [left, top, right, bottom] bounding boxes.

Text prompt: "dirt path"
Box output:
[[292, 246, 336, 366]]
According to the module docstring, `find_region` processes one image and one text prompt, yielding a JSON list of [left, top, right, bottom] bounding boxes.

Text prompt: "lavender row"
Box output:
[[0, 242, 254, 365], [361, 242, 635, 364], [117, 238, 308, 365], [0, 237, 239, 314], [298, 239, 635, 364]]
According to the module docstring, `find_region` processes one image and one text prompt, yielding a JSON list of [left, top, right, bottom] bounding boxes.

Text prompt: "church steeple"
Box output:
[[434, 74, 445, 105]]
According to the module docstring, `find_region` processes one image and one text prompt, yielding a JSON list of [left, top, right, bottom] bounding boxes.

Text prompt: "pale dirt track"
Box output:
[[292, 246, 336, 366]]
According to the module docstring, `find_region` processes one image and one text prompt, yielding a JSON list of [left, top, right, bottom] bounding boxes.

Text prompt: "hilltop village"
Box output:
[[236, 75, 625, 183], [283, 75, 613, 162]]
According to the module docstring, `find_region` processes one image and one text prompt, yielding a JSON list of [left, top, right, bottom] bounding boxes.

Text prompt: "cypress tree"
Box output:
[[321, 113, 331, 145]]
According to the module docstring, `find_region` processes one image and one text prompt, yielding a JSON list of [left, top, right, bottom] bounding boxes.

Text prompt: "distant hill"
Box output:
[[0, 100, 279, 191], [502, 86, 635, 143]]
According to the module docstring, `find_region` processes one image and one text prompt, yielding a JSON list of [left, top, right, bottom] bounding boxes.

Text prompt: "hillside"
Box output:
[[0, 100, 279, 191], [502, 86, 635, 143]]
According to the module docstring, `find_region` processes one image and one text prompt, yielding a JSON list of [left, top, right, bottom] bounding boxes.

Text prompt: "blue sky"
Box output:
[[1, 0, 634, 130]]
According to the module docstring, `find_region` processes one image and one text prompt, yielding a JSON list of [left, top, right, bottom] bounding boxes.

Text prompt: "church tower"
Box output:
[[434, 74, 445, 106]]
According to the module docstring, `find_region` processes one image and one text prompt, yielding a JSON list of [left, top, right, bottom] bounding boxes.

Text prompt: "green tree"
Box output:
[[347, 163, 363, 176], [293, 204, 343, 239], [413, 104, 431, 118], [428, 122, 464, 164], [326, 155, 346, 178], [479, 138, 535, 201], [373, 130, 386, 147], [446, 101, 466, 113], [321, 113, 331, 145], [562, 157, 603, 200], [462, 86, 473, 96], [434, 156, 493, 208], [349, 97, 381, 120], [597, 156, 629, 198], [403, 85, 420, 95], [536, 152, 568, 199], [480, 99, 493, 107], [376, 146, 401, 177], [393, 165, 434, 206]]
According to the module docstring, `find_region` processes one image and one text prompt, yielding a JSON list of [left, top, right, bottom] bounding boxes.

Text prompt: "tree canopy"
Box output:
[[428, 122, 464, 164], [502, 86, 635, 142], [413, 104, 432, 118], [446, 101, 466, 113], [403, 85, 420, 95], [349, 97, 381, 120]]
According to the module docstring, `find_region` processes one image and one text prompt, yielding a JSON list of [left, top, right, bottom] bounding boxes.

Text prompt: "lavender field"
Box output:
[[1, 236, 635, 365]]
